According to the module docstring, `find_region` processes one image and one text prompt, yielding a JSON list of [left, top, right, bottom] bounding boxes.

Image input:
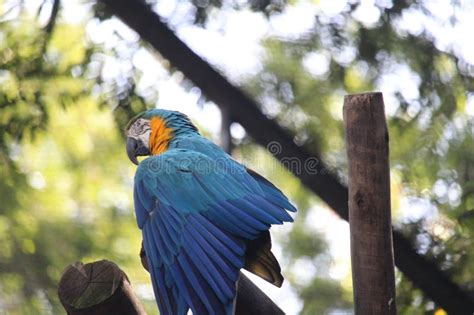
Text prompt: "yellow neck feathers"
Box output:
[[149, 117, 173, 155]]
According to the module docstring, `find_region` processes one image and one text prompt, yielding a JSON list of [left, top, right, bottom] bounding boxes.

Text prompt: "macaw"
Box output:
[[125, 109, 296, 315]]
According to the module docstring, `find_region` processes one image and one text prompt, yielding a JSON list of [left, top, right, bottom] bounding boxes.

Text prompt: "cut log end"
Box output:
[[58, 260, 146, 315]]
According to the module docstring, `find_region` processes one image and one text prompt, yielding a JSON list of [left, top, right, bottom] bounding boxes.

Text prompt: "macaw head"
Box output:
[[125, 109, 198, 165]]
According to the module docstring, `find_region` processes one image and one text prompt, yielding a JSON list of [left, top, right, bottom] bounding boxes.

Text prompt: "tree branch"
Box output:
[[44, 0, 60, 35]]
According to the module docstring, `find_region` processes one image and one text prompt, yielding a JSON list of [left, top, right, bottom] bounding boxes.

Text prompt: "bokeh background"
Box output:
[[1, 0, 474, 314]]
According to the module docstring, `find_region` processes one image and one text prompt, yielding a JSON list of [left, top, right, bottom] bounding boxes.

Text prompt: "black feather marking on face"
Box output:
[[127, 118, 152, 140], [125, 113, 145, 131]]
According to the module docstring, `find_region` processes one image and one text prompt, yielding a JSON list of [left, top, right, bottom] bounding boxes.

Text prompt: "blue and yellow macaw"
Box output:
[[126, 109, 296, 315]]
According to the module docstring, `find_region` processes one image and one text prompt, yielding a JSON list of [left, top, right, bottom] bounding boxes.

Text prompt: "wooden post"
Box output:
[[58, 260, 146, 315], [140, 242, 284, 315], [343, 92, 397, 315]]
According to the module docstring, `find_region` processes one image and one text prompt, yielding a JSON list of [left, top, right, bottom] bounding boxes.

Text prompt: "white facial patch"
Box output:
[[127, 118, 152, 145]]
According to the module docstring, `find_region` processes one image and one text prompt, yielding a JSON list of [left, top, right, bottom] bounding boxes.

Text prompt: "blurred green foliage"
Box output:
[[1, 0, 474, 314]]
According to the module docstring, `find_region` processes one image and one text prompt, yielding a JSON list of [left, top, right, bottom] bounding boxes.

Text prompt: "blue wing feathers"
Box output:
[[204, 208, 252, 238], [249, 195, 294, 222], [256, 180, 297, 212], [221, 199, 273, 231], [144, 224, 162, 266], [136, 180, 155, 210], [182, 237, 229, 302], [164, 206, 185, 235], [183, 232, 234, 300], [133, 187, 149, 228], [143, 235, 178, 315], [266, 193, 297, 212], [157, 210, 182, 251], [208, 203, 259, 238], [230, 198, 282, 225], [135, 148, 296, 315], [180, 251, 227, 315], [191, 215, 245, 257], [219, 201, 271, 231], [176, 255, 216, 314], [178, 250, 234, 315], [192, 172, 241, 201], [187, 223, 239, 279], [169, 263, 201, 314], [151, 215, 174, 265], [189, 217, 244, 268], [153, 266, 176, 314]]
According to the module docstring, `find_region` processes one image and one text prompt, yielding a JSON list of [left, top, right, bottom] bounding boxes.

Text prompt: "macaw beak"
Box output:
[[126, 137, 151, 165]]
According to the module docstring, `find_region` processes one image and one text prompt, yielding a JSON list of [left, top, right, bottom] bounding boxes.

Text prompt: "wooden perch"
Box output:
[[58, 260, 146, 315], [344, 93, 397, 314], [234, 273, 284, 315], [140, 241, 285, 315]]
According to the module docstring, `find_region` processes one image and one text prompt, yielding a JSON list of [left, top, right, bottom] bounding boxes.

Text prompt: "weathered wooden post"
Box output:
[[58, 260, 146, 315], [343, 92, 397, 314]]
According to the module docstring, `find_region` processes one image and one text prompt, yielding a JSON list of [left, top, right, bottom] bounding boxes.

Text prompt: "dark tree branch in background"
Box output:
[[220, 107, 234, 154], [58, 260, 146, 315], [44, 0, 60, 35], [39, 0, 60, 55], [99, 0, 474, 313]]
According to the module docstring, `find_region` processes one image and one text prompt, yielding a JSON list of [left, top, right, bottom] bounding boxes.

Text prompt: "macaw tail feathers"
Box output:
[[244, 231, 284, 287], [143, 206, 246, 315]]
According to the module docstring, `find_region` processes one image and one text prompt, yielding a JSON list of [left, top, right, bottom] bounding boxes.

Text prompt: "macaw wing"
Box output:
[[141, 203, 243, 315], [134, 149, 295, 315]]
